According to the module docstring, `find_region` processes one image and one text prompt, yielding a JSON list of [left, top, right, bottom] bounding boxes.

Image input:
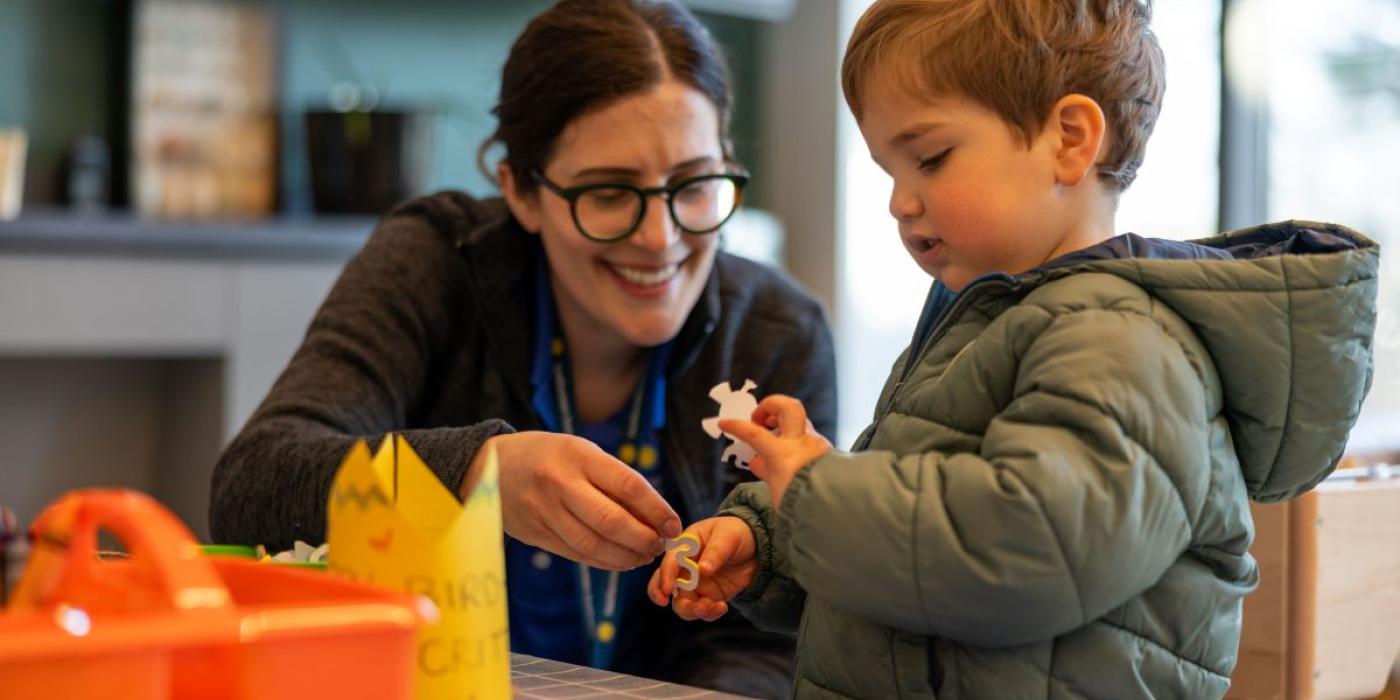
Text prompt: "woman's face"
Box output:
[[503, 79, 725, 350]]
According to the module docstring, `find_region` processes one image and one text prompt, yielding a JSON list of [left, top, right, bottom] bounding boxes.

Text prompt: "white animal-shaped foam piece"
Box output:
[[701, 379, 759, 470], [666, 533, 702, 593]]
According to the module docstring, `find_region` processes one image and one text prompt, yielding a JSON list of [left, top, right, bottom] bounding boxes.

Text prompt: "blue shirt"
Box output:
[[504, 262, 674, 669]]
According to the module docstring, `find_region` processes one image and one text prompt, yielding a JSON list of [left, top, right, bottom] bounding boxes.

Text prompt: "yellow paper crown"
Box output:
[[327, 435, 510, 700]]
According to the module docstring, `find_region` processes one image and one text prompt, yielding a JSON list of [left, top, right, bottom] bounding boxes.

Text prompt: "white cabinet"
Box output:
[[0, 213, 367, 539]]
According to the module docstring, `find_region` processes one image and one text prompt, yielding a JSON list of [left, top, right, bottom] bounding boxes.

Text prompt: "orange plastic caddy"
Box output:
[[0, 489, 427, 700]]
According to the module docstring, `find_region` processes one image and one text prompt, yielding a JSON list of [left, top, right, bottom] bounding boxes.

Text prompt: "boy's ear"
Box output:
[[498, 162, 542, 235], [1048, 94, 1108, 188]]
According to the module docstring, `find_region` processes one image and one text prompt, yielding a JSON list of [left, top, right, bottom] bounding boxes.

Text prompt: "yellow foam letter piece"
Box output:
[[666, 533, 702, 592]]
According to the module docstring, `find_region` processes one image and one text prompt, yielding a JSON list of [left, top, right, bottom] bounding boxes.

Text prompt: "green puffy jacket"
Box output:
[[720, 221, 1379, 699]]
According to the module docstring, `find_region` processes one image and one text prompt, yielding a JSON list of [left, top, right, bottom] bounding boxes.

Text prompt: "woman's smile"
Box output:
[[601, 257, 689, 299]]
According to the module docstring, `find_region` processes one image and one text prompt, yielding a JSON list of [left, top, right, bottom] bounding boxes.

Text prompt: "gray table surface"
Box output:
[[511, 654, 755, 699]]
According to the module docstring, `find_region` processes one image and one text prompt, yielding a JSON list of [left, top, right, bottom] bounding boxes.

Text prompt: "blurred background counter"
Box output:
[[0, 210, 371, 541]]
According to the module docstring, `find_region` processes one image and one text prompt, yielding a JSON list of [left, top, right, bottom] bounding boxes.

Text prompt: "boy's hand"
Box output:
[[720, 395, 832, 510], [647, 516, 758, 622]]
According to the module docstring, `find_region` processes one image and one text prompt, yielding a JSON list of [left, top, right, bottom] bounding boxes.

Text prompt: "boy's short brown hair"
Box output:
[[842, 0, 1165, 191]]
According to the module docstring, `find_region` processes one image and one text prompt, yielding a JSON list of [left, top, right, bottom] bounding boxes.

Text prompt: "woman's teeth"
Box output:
[[610, 263, 679, 286]]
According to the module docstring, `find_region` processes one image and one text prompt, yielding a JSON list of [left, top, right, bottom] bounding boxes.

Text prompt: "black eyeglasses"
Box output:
[[532, 170, 749, 243]]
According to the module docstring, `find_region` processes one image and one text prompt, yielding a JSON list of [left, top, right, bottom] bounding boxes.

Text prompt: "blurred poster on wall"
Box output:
[[132, 0, 277, 219]]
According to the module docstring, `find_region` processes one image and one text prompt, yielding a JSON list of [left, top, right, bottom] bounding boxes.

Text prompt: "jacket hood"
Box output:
[[1042, 221, 1380, 502]]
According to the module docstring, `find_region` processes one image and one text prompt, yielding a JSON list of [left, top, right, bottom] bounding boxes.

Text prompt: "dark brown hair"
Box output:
[[479, 0, 734, 193], [842, 0, 1165, 191]]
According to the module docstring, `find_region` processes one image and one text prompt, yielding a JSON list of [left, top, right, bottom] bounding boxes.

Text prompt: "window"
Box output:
[[1117, 0, 1221, 240], [1258, 0, 1400, 417]]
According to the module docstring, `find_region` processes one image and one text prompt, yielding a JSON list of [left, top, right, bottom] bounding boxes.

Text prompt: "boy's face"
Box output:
[[858, 88, 1070, 292]]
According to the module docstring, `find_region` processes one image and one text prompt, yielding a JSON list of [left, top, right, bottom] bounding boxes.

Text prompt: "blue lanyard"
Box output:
[[549, 340, 653, 669], [532, 262, 669, 669], [546, 330, 660, 669]]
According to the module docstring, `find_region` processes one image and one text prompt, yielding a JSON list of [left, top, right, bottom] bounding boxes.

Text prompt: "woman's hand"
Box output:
[[647, 516, 758, 622], [465, 431, 682, 571], [719, 395, 832, 510]]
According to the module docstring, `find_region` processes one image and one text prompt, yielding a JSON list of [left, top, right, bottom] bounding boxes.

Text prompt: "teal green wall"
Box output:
[[278, 0, 552, 211], [0, 1, 119, 203], [0, 0, 766, 211], [279, 0, 765, 210], [699, 11, 765, 207]]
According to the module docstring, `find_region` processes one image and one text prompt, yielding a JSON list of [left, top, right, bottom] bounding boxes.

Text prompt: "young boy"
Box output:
[[649, 1, 1379, 698]]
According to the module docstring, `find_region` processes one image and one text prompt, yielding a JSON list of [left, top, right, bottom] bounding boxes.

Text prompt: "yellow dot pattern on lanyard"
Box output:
[[638, 445, 658, 470], [619, 443, 637, 465], [551, 338, 565, 357], [596, 621, 617, 643]]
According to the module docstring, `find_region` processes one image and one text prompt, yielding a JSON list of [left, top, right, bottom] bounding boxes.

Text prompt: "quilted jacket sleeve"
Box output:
[[718, 481, 806, 635], [774, 307, 1208, 648]]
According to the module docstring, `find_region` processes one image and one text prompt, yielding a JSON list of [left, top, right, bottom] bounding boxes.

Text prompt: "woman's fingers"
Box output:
[[583, 455, 682, 539], [542, 508, 651, 571], [499, 434, 681, 568], [523, 522, 619, 573], [558, 478, 665, 559]]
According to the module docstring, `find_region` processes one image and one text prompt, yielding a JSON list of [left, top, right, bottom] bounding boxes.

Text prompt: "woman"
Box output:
[[209, 0, 835, 696]]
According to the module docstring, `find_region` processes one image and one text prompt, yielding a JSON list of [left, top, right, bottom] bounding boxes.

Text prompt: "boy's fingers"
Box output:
[[718, 419, 782, 455], [673, 592, 700, 621], [647, 565, 666, 605], [747, 454, 769, 480], [656, 546, 680, 597], [757, 395, 807, 436], [702, 600, 729, 621], [685, 596, 725, 622], [669, 580, 731, 622], [649, 559, 682, 606], [697, 532, 737, 575], [751, 403, 778, 428]]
